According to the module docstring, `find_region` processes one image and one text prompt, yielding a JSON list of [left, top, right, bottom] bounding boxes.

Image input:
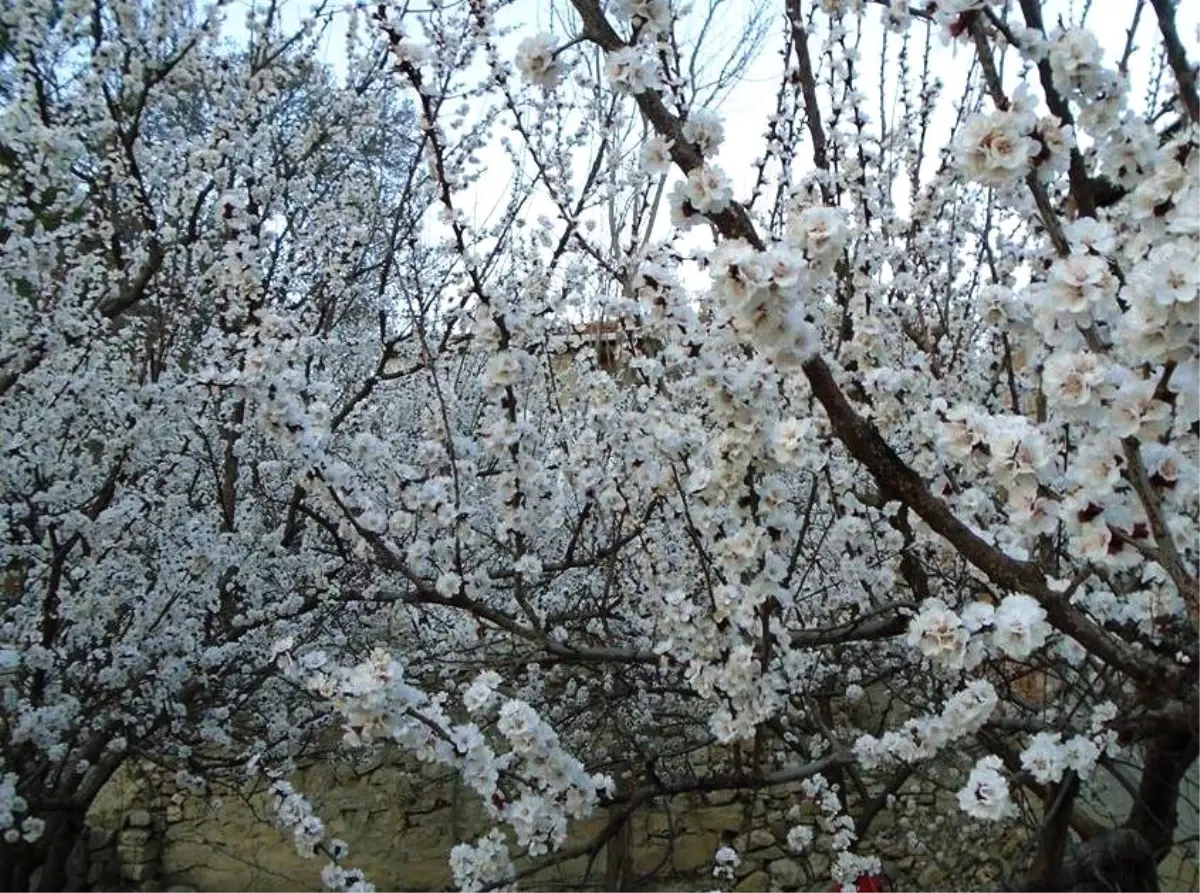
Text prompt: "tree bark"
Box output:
[[603, 810, 634, 892], [0, 805, 87, 892], [1008, 719, 1198, 892], [1019, 827, 1159, 892], [1125, 724, 1199, 860]]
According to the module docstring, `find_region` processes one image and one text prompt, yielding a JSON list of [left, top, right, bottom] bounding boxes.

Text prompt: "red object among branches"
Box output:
[[830, 873, 886, 892]]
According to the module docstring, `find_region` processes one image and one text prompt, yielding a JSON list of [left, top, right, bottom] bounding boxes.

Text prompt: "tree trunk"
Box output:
[[603, 812, 634, 892], [0, 806, 89, 893], [1009, 722, 1198, 892], [0, 838, 35, 893], [1003, 830, 1161, 893]]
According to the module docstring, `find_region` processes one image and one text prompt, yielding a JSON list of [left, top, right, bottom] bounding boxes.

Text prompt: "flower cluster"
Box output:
[[615, 0, 672, 32], [907, 594, 1049, 669], [1019, 731, 1101, 783], [303, 649, 611, 873], [713, 844, 741, 880], [787, 206, 850, 272], [854, 681, 999, 770], [706, 239, 822, 367], [1, 0, 1195, 888], [640, 134, 674, 175], [0, 772, 40, 845], [906, 599, 969, 669], [957, 755, 1016, 821], [268, 781, 372, 891], [786, 823, 815, 852], [449, 829, 515, 892], [515, 33, 563, 89], [956, 107, 1039, 187], [605, 46, 661, 94], [796, 774, 883, 888], [682, 109, 725, 158], [681, 164, 733, 214], [1046, 26, 1125, 129]]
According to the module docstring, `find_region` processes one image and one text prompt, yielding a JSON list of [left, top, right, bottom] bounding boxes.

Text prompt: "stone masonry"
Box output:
[[83, 748, 1197, 892]]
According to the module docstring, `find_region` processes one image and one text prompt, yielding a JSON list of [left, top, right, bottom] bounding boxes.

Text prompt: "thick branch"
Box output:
[[1008, 828, 1158, 892], [801, 354, 1165, 686], [1149, 0, 1200, 123], [1124, 723, 1199, 858], [784, 0, 832, 198], [566, 0, 1173, 691]]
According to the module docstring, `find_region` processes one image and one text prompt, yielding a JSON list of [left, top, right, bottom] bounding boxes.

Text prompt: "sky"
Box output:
[[226, 0, 1199, 305]]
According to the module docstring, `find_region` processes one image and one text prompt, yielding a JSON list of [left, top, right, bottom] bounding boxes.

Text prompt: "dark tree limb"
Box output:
[[1149, 0, 1200, 124]]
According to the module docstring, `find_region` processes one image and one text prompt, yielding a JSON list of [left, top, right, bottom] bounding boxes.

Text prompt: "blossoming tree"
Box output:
[[1, 0, 1197, 891], [0, 1, 440, 886]]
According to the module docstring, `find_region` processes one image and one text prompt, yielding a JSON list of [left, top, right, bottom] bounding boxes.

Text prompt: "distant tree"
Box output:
[[0, 1, 430, 886]]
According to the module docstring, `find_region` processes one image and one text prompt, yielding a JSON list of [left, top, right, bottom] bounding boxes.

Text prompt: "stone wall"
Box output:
[[84, 747, 1197, 892], [42, 810, 185, 893], [82, 751, 1034, 892]]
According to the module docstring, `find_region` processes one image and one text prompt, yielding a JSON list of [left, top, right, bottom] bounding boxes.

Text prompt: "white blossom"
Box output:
[[1020, 731, 1067, 784], [682, 109, 725, 157], [640, 135, 674, 175], [789, 206, 849, 268], [787, 824, 815, 852], [463, 671, 503, 714], [1047, 252, 1116, 315], [605, 47, 661, 94], [684, 164, 733, 213], [957, 756, 1016, 821], [1049, 28, 1105, 97], [956, 109, 1039, 186], [907, 599, 969, 669], [615, 0, 672, 31], [992, 594, 1050, 661], [1042, 349, 1106, 408], [0, 5, 1193, 888], [515, 34, 563, 88]]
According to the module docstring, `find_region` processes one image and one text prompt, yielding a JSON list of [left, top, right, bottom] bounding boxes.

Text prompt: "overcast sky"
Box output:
[[228, 0, 1198, 306]]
